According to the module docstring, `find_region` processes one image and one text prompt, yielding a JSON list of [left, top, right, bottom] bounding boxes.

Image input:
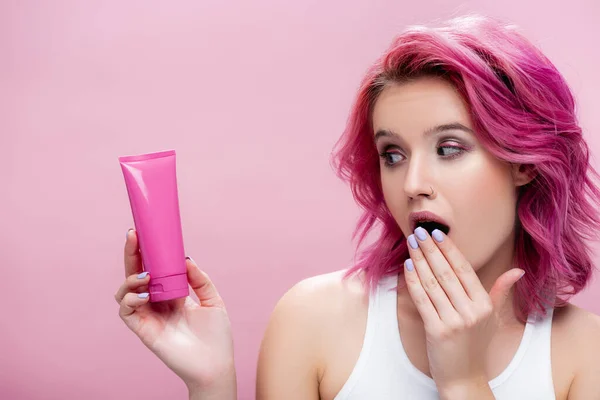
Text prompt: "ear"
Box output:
[[511, 163, 536, 187]]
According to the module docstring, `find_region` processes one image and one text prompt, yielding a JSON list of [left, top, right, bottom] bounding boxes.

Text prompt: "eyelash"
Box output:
[[378, 143, 467, 168]]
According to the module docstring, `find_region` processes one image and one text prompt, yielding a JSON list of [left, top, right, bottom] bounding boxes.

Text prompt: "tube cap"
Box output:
[[149, 273, 189, 302]]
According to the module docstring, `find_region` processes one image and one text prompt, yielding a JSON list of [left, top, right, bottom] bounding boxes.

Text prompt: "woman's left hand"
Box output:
[[404, 226, 525, 394]]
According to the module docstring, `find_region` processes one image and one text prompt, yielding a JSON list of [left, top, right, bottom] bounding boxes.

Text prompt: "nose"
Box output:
[[403, 154, 436, 200]]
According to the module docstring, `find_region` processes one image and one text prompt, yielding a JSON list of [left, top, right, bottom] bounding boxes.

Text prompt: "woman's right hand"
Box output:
[[115, 229, 237, 397]]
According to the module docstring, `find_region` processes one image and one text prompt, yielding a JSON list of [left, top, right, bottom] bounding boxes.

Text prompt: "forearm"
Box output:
[[187, 369, 238, 400], [438, 376, 495, 400]]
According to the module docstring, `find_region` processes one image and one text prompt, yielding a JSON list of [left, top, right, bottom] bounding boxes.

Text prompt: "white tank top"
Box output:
[[333, 274, 556, 399]]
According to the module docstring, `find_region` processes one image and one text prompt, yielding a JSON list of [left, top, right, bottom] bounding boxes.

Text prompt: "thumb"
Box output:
[[185, 257, 226, 308], [489, 268, 525, 310]]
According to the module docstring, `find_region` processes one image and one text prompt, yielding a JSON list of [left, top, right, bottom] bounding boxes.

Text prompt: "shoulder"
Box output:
[[553, 302, 600, 343], [263, 268, 369, 344], [276, 268, 368, 317], [256, 268, 369, 398], [552, 303, 600, 398]]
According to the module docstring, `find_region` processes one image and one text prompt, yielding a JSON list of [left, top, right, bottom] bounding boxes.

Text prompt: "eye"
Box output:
[[437, 145, 464, 158], [378, 147, 405, 167]]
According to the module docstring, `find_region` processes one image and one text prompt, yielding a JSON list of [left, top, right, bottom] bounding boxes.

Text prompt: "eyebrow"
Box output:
[[373, 122, 474, 143]]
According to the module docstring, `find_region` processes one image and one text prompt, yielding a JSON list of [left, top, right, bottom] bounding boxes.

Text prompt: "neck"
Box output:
[[397, 229, 521, 327]]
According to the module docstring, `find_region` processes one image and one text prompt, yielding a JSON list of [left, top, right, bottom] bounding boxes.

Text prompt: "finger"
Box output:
[[124, 229, 144, 278], [119, 291, 150, 322], [186, 257, 225, 308], [114, 271, 151, 304], [429, 229, 488, 302], [489, 268, 525, 310], [407, 232, 458, 322], [404, 258, 442, 329], [413, 227, 472, 316]]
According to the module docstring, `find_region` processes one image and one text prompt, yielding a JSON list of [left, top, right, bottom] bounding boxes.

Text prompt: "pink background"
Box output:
[[1, 1, 599, 399]]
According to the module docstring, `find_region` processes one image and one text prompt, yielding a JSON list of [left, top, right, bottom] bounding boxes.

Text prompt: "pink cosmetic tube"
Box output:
[[119, 149, 189, 302]]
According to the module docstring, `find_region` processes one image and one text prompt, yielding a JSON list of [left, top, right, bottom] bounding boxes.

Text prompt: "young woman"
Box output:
[[114, 14, 600, 399]]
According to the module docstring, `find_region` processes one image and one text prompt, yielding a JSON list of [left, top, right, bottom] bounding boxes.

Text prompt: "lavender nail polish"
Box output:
[[137, 271, 149, 279], [405, 259, 414, 271], [415, 227, 428, 241], [408, 234, 418, 249], [186, 256, 196, 264], [138, 292, 149, 299], [432, 229, 444, 243]]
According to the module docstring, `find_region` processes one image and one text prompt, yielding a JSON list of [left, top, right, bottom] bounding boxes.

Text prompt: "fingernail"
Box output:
[[518, 270, 526, 280], [408, 234, 418, 249], [138, 292, 149, 299], [186, 256, 196, 265], [137, 271, 149, 279], [432, 229, 444, 243], [126, 228, 133, 240], [415, 227, 428, 241], [405, 259, 414, 271]]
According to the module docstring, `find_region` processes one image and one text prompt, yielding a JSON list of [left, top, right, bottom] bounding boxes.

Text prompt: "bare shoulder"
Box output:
[[264, 268, 369, 344], [553, 303, 600, 350], [256, 268, 368, 400], [553, 302, 600, 340], [282, 268, 368, 316], [552, 302, 600, 399], [553, 302, 600, 357]]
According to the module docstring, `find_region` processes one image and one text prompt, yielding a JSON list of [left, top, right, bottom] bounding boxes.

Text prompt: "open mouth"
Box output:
[[415, 220, 450, 235]]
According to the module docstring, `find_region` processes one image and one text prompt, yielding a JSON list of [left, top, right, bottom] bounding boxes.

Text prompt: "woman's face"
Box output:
[[372, 76, 527, 271]]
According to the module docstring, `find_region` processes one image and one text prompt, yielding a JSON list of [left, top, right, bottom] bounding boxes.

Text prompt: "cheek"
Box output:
[[381, 172, 399, 201], [381, 174, 411, 234], [448, 160, 516, 268]]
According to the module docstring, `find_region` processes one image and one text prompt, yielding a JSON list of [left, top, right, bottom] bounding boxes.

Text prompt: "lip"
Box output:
[[409, 211, 451, 233]]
